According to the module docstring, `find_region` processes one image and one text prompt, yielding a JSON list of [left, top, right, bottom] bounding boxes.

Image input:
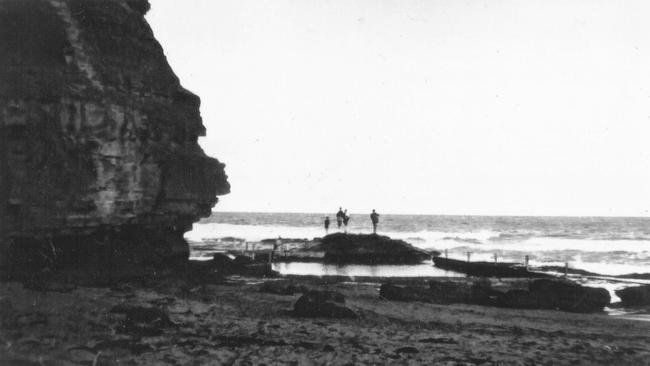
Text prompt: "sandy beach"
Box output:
[[1, 271, 649, 366]]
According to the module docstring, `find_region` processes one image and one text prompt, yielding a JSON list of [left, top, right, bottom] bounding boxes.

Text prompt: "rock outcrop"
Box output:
[[0, 0, 229, 269], [433, 257, 551, 278], [293, 290, 358, 318], [317, 233, 431, 264], [615, 285, 650, 307], [381, 278, 611, 313], [497, 279, 611, 313]]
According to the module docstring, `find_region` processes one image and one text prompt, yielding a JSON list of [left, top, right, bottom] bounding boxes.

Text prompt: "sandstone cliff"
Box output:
[[0, 0, 229, 268]]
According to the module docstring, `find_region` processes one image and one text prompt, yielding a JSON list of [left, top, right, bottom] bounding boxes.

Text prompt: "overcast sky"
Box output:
[[147, 0, 650, 216]]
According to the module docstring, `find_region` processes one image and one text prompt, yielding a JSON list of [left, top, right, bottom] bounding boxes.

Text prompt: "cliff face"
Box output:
[[0, 0, 229, 268]]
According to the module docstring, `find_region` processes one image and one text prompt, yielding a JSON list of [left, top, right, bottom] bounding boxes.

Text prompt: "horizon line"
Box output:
[[210, 209, 650, 219]]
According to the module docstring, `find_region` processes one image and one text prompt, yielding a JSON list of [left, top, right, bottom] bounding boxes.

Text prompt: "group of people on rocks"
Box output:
[[323, 207, 380, 234]]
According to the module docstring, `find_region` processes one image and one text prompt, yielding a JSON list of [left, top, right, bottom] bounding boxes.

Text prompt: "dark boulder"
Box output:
[[380, 278, 609, 313], [212, 253, 235, 268], [318, 233, 430, 264], [497, 279, 610, 313], [531, 279, 610, 313], [209, 253, 238, 277], [293, 290, 358, 318], [615, 285, 650, 307]]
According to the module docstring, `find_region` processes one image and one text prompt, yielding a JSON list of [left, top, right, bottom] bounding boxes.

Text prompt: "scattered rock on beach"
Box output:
[[615, 285, 650, 307], [293, 290, 358, 318]]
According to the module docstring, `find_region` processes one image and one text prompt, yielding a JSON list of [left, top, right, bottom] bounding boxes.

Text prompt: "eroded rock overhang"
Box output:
[[0, 0, 229, 268]]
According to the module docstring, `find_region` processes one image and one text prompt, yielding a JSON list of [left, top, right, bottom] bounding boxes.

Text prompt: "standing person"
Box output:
[[336, 207, 344, 230], [343, 210, 350, 233], [324, 216, 330, 234], [370, 209, 379, 234], [270, 236, 281, 263]]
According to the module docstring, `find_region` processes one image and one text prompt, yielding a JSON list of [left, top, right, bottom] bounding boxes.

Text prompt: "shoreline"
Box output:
[[193, 247, 650, 303]]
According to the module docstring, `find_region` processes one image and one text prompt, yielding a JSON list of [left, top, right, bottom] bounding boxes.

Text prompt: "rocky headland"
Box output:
[[0, 0, 229, 270]]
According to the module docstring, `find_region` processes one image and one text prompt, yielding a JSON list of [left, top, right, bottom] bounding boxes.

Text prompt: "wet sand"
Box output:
[[1, 275, 649, 365]]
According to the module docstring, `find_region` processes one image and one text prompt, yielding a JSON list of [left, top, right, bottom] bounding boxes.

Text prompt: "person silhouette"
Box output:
[[336, 207, 344, 230], [343, 210, 350, 233], [370, 209, 379, 234], [324, 216, 330, 234]]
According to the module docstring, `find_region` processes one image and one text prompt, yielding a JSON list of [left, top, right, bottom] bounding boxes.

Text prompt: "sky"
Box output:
[[146, 0, 650, 217]]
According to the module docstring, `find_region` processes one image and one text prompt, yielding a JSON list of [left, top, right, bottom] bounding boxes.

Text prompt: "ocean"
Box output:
[[187, 212, 650, 277]]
